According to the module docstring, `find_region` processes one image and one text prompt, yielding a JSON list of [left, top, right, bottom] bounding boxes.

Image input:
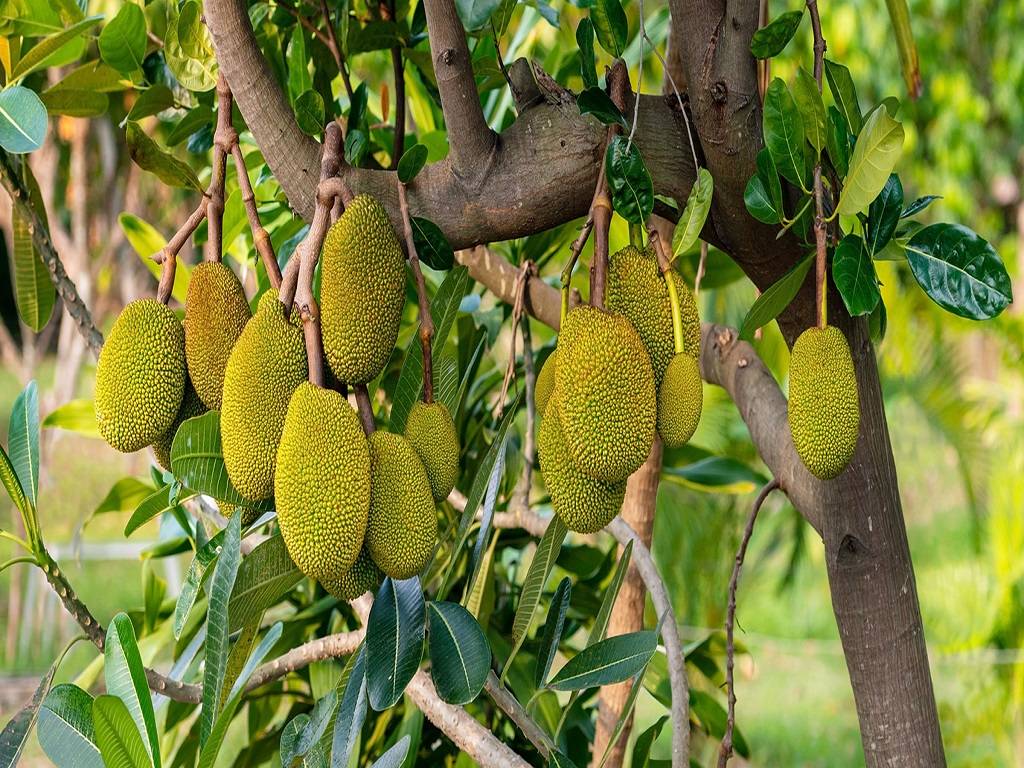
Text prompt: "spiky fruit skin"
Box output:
[[535, 351, 557, 417], [788, 325, 861, 480], [539, 393, 626, 533], [555, 307, 656, 483], [320, 195, 405, 384], [657, 354, 703, 448], [321, 547, 383, 600], [95, 299, 186, 453], [606, 245, 700, 385], [221, 290, 307, 500], [216, 501, 263, 528], [404, 401, 459, 502], [275, 382, 371, 581], [364, 431, 437, 580], [184, 262, 252, 409], [152, 377, 206, 471]]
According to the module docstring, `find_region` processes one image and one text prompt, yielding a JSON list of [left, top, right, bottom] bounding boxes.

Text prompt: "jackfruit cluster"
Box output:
[[787, 325, 860, 480], [404, 401, 459, 501], [320, 195, 406, 384]]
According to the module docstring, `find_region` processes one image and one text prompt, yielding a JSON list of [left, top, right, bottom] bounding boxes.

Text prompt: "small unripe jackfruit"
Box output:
[[364, 431, 437, 580], [404, 401, 459, 502], [788, 325, 860, 480], [321, 195, 405, 384], [321, 547, 383, 600], [535, 351, 557, 417], [221, 290, 307, 500], [95, 299, 186, 453], [555, 307, 656, 483], [152, 377, 206, 471], [657, 354, 703, 448], [184, 262, 252, 409], [275, 382, 372, 581]]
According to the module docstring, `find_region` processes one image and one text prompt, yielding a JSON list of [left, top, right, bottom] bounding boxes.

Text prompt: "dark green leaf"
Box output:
[[40, 89, 108, 117], [287, 28, 311, 102], [91, 696, 150, 768], [98, 4, 146, 74], [346, 20, 402, 55], [294, 89, 325, 136], [744, 173, 779, 224], [367, 577, 426, 710], [427, 601, 491, 704], [824, 58, 862, 135], [9, 381, 40, 507], [227, 533, 302, 632], [595, 665, 647, 768], [455, 0, 502, 31], [663, 457, 768, 493], [690, 689, 750, 757], [630, 716, 668, 768], [837, 107, 904, 216], [370, 735, 410, 768], [166, 105, 213, 147], [739, 254, 813, 339], [0, 444, 30, 526], [170, 411, 247, 505], [605, 135, 653, 225], [534, 577, 570, 688], [127, 85, 175, 122], [0, 86, 48, 153], [588, 541, 632, 646], [866, 173, 903, 255], [410, 216, 455, 271], [104, 614, 159, 767], [11, 164, 54, 328], [344, 128, 368, 166], [547, 630, 658, 691], [825, 106, 849, 177], [763, 78, 806, 190], [0, 660, 58, 768], [125, 121, 202, 191], [11, 16, 103, 81], [901, 194, 940, 218], [38, 685, 102, 768], [591, 0, 628, 57], [397, 144, 429, 184], [868, 298, 887, 342], [577, 88, 626, 128], [549, 751, 580, 768], [330, 647, 367, 768], [576, 19, 597, 90], [281, 691, 336, 767], [833, 234, 880, 316], [123, 485, 177, 537], [173, 530, 224, 639], [749, 9, 803, 59], [671, 168, 713, 258], [793, 67, 826, 153]]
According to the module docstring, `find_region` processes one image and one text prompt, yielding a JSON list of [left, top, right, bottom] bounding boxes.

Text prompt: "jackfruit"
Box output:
[[606, 245, 700, 385], [184, 262, 252, 409], [364, 431, 437, 580], [216, 501, 263, 529], [555, 306, 656, 483], [320, 195, 405, 384], [535, 351, 557, 417], [275, 382, 371, 581], [95, 299, 186, 453], [221, 290, 307, 500], [152, 377, 206, 471], [321, 547, 383, 600], [539, 393, 626, 533], [787, 325, 860, 480], [404, 401, 459, 502], [657, 354, 703, 448]]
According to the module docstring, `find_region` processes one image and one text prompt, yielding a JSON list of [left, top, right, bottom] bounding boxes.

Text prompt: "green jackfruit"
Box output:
[[606, 245, 701, 385], [555, 307, 656, 483], [216, 501, 263, 529], [364, 431, 437, 580], [275, 382, 371, 581], [321, 547, 383, 600], [320, 195, 405, 384], [788, 325, 860, 480], [184, 262, 252, 409], [539, 393, 626, 533], [95, 299, 186, 453], [657, 353, 703, 448], [152, 376, 206, 471], [535, 350, 557, 417], [404, 401, 459, 502], [221, 290, 307, 500]]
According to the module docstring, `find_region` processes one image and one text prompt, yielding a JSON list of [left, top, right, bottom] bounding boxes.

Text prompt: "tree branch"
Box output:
[[484, 671, 555, 759]]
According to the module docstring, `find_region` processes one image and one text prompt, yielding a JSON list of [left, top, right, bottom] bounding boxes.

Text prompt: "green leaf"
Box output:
[[595, 666, 647, 768], [330, 646, 368, 768], [294, 89, 325, 136], [9, 381, 40, 507], [344, 128, 368, 166], [370, 735, 410, 768], [11, 166, 54, 329], [824, 59, 862, 135], [0, 85, 47, 154], [588, 540, 632, 647], [92, 695, 151, 768], [549, 751, 580, 768], [118, 212, 190, 303], [793, 68, 826, 153], [869, 297, 887, 342], [99, 4, 146, 75], [866, 173, 903, 256], [749, 9, 803, 59], [411, 217, 455, 271], [166, 104, 213, 146], [825, 106, 850, 178], [0, 444, 30, 526], [170, 411, 248, 505], [455, 0, 502, 31], [173, 530, 226, 639], [227, 533, 301, 632], [127, 85, 175, 122], [104, 614, 159, 767], [427, 601, 491, 705], [547, 630, 658, 691], [367, 577, 426, 711], [176, 1, 212, 60], [902, 195, 940, 218], [281, 691, 336, 767], [743, 148, 783, 225], [124, 485, 178, 537], [630, 716, 668, 768], [590, 0, 627, 58], [42, 398, 99, 438], [40, 89, 108, 117], [163, 0, 217, 93], [11, 15, 102, 81], [45, 61, 125, 93], [605, 136, 653, 225], [534, 577, 570, 688], [833, 234, 880, 316], [762, 78, 806, 190], [125, 121, 202, 191], [905, 223, 1012, 320], [738, 254, 813, 339], [689, 689, 750, 758], [576, 19, 597, 90], [0, 659, 59, 768], [662, 456, 767, 494], [577, 88, 626, 128], [93, 477, 154, 519], [397, 144, 429, 184], [837, 107, 904, 216], [38, 684, 102, 768], [671, 168, 713, 259]]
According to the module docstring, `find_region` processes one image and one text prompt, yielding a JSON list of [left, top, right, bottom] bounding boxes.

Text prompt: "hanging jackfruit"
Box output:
[[657, 353, 703, 448], [152, 376, 206, 471], [535, 350, 557, 417], [321, 547, 383, 600], [404, 401, 459, 502]]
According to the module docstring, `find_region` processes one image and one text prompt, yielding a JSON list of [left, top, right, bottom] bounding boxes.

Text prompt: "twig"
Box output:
[[496, 261, 535, 415], [717, 478, 780, 768], [695, 241, 708, 295], [231, 142, 281, 288], [204, 75, 235, 263], [353, 384, 375, 435], [484, 671, 555, 758], [757, 0, 771, 100], [806, 0, 829, 329], [509, 316, 535, 516], [397, 181, 436, 403], [389, 36, 406, 166]]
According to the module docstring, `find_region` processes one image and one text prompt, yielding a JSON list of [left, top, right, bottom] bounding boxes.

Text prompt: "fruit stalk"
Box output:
[[230, 137, 281, 287], [807, 0, 829, 329], [353, 384, 376, 435], [648, 227, 686, 356], [397, 180, 436, 403]]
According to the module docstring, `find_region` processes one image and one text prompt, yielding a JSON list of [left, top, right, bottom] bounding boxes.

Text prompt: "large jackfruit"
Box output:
[[221, 290, 307, 500], [184, 262, 252, 409], [364, 431, 437, 580], [321, 547, 383, 600], [534, 350, 557, 418], [95, 299, 186, 453], [275, 382, 371, 581], [404, 401, 459, 502], [152, 376, 206, 471], [555, 307, 656, 483], [320, 195, 405, 384], [787, 325, 860, 480], [657, 353, 703, 448], [539, 393, 626, 533], [606, 245, 700, 385]]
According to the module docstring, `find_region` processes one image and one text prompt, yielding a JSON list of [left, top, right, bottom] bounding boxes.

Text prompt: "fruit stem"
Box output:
[[590, 192, 611, 310], [649, 226, 686, 356], [806, 0, 829, 330], [204, 75, 235, 264], [353, 384, 376, 435], [398, 180, 436, 404]]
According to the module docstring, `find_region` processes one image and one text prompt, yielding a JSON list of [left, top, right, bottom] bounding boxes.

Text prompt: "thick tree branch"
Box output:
[[484, 671, 555, 759]]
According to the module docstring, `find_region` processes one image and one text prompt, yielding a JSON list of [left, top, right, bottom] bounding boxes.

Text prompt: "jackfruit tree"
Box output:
[[0, 0, 1018, 767]]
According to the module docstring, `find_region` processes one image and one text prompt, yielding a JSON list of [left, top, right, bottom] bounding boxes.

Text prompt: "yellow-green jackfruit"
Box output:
[[657, 354, 703, 448], [787, 325, 860, 480], [184, 262, 252, 409], [606, 245, 700, 385], [320, 195, 405, 384], [555, 307, 656, 483], [535, 350, 557, 417], [152, 376, 206, 471], [321, 547, 383, 600], [539, 393, 626, 533], [364, 431, 437, 580], [95, 299, 186, 453], [275, 382, 371, 581], [221, 290, 307, 500], [404, 401, 459, 502], [216, 501, 263, 529]]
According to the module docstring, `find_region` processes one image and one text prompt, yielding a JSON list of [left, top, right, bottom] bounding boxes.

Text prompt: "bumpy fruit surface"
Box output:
[[321, 547, 383, 600], [404, 401, 459, 502], [320, 195, 405, 384], [364, 431, 437, 580], [221, 290, 307, 500], [555, 306, 656, 483], [535, 350, 557, 417], [275, 382, 371, 581], [606, 245, 700, 384], [657, 354, 703, 448], [152, 376, 206, 471], [788, 325, 860, 480], [95, 299, 186, 453], [539, 393, 626, 533], [184, 262, 252, 409]]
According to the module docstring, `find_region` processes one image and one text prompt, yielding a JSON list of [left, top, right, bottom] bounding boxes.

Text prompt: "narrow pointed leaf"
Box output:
[[92, 696, 151, 768], [826, 106, 850, 178], [370, 735, 410, 768], [547, 630, 658, 692], [125, 121, 202, 191], [104, 614, 159, 767], [8, 381, 40, 507], [738, 254, 813, 339], [793, 68, 826, 153], [38, 684, 102, 768], [866, 173, 904, 256], [763, 78, 806, 190], [824, 59, 862, 135], [330, 646, 368, 768], [588, 540, 632, 646], [672, 168, 713, 258], [534, 577, 571, 688], [366, 577, 426, 711], [901, 195, 940, 219], [576, 19, 597, 90], [0, 660, 58, 768], [173, 529, 225, 639], [227, 533, 301, 632], [11, 164, 54, 328], [749, 9, 803, 59], [10, 16, 103, 81]]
